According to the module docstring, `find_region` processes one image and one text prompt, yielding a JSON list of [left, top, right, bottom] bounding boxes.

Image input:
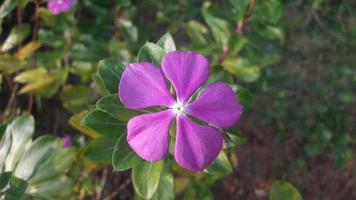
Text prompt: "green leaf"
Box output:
[[230, 84, 253, 110], [255, 0, 282, 24], [27, 176, 74, 199], [132, 160, 164, 199], [84, 137, 116, 164], [270, 181, 303, 200], [151, 161, 174, 200], [229, 0, 249, 20], [206, 151, 232, 175], [157, 32, 176, 53], [15, 41, 41, 60], [18, 75, 55, 94], [138, 42, 165, 66], [92, 73, 110, 96], [28, 147, 76, 184], [202, 2, 230, 45], [96, 94, 144, 122], [4, 176, 28, 200], [14, 68, 48, 83], [112, 132, 141, 171], [82, 109, 126, 138], [1, 24, 30, 52], [185, 20, 208, 45], [223, 58, 261, 82], [3, 114, 34, 171], [0, 55, 30, 74], [60, 85, 91, 113], [96, 58, 125, 94], [0, 0, 20, 19], [0, 172, 12, 190], [14, 135, 60, 181]]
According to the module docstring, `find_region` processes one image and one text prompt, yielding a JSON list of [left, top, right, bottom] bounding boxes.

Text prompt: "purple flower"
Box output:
[[47, 0, 74, 15], [119, 51, 243, 172], [63, 134, 72, 148]]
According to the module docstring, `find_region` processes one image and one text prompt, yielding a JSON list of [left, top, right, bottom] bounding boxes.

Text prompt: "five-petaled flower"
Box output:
[[118, 51, 243, 172], [47, 0, 75, 15]]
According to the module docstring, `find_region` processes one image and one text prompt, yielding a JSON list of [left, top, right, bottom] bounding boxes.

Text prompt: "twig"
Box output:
[[235, 0, 256, 33], [103, 178, 131, 200], [96, 168, 109, 200]]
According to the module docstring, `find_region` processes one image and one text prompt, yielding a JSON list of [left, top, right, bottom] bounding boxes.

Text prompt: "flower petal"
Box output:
[[127, 110, 174, 162], [174, 115, 223, 172], [119, 62, 175, 109], [162, 51, 210, 103], [186, 82, 243, 129]]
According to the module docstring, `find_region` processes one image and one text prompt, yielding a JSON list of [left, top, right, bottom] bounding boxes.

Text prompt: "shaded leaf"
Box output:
[[157, 32, 176, 53], [84, 137, 116, 164], [138, 42, 165, 66], [270, 181, 303, 200]]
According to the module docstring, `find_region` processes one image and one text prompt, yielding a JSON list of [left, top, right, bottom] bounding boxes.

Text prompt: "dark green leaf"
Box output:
[[96, 94, 144, 122], [255, 0, 282, 24], [97, 58, 125, 94], [0, 172, 12, 190], [4, 176, 28, 200], [151, 161, 174, 200], [138, 42, 165, 66], [132, 160, 164, 199], [230, 84, 253, 110], [112, 133, 141, 171], [82, 109, 126, 138], [84, 137, 116, 164], [206, 151, 232, 175]]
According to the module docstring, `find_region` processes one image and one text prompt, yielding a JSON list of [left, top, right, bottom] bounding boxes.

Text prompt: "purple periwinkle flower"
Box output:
[[47, 0, 74, 15], [118, 51, 243, 172], [63, 134, 72, 148]]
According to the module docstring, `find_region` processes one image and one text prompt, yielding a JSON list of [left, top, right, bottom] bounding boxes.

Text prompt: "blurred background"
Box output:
[[0, 0, 355, 199]]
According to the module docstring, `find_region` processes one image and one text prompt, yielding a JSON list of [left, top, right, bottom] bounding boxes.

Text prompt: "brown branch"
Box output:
[[235, 0, 256, 33], [96, 168, 109, 200]]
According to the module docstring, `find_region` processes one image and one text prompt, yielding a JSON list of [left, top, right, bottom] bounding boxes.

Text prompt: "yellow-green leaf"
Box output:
[[19, 75, 54, 94], [15, 41, 41, 60], [14, 68, 48, 83]]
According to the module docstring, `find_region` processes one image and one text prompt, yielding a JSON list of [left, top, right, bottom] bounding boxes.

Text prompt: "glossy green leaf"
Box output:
[[96, 94, 144, 122], [112, 132, 141, 171], [157, 32, 176, 53], [0, 0, 20, 19], [3, 114, 34, 171], [84, 137, 116, 164], [1, 24, 30, 52], [82, 109, 126, 138], [96, 58, 125, 94], [151, 161, 174, 200], [132, 160, 164, 199], [138, 42, 165, 66], [14, 135, 60, 181], [92, 73, 110, 96], [270, 181, 303, 200]]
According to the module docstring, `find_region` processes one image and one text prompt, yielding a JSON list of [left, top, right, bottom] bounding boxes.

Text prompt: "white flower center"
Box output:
[[172, 101, 185, 115]]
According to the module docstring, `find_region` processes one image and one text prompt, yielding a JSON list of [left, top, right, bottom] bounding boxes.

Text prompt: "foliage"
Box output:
[[0, 114, 77, 199]]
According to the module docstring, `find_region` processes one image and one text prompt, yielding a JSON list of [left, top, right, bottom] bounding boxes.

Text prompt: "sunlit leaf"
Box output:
[[157, 32, 176, 53], [1, 24, 30, 52], [15, 41, 41, 60]]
